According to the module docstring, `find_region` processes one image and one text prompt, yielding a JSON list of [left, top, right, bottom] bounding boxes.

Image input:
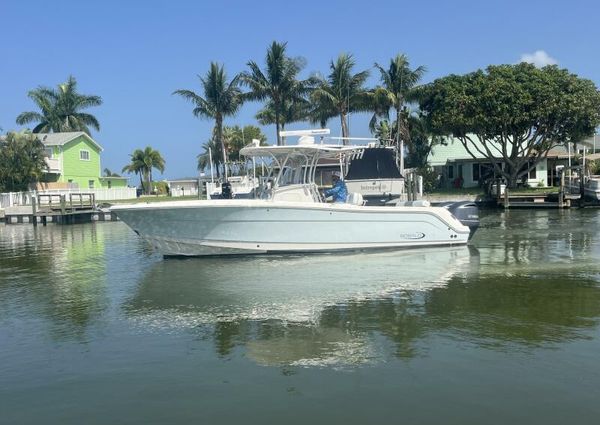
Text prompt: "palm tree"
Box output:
[[241, 41, 314, 145], [103, 168, 121, 177], [16, 76, 102, 135], [255, 99, 310, 134], [373, 54, 426, 171], [197, 137, 222, 178], [122, 147, 165, 194], [122, 149, 146, 192], [173, 63, 242, 178], [311, 53, 371, 142]]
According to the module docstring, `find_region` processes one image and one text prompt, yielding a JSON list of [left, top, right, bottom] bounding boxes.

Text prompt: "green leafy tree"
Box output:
[[372, 54, 426, 170], [312, 53, 371, 142], [225, 125, 268, 161], [0, 130, 48, 191], [372, 119, 392, 144], [122, 147, 165, 194], [16, 76, 102, 135], [241, 41, 314, 145], [405, 114, 447, 169], [173, 63, 242, 176], [419, 63, 600, 187]]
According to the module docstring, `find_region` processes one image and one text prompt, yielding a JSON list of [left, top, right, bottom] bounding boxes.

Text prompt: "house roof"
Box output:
[[429, 134, 600, 166], [428, 137, 490, 166], [36, 132, 104, 152]]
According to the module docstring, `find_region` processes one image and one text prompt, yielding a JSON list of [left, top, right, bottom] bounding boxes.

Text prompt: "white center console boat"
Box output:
[[112, 130, 477, 256]]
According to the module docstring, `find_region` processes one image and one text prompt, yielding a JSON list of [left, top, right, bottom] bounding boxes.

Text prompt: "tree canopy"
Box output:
[[311, 53, 370, 142], [241, 41, 315, 145], [16, 76, 102, 135], [173, 62, 242, 176], [0, 130, 48, 192], [122, 147, 165, 194], [419, 63, 600, 187], [372, 54, 426, 171], [197, 125, 268, 177]]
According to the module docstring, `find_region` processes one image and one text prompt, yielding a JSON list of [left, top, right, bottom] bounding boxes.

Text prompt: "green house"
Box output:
[[38, 132, 128, 189]]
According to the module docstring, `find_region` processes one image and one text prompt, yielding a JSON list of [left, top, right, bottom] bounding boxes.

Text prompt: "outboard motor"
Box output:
[[438, 201, 480, 239], [221, 181, 233, 199]]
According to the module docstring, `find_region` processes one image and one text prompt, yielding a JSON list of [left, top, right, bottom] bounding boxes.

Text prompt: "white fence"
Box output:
[[0, 192, 34, 209], [0, 188, 137, 208]]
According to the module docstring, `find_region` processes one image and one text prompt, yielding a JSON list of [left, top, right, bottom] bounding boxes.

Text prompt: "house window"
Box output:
[[529, 163, 537, 179], [472, 163, 480, 182], [107, 180, 112, 189], [88, 180, 95, 189], [448, 165, 454, 179], [80, 150, 90, 161]]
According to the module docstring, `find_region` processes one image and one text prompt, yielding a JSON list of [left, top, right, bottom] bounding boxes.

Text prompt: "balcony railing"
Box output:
[[45, 158, 61, 173]]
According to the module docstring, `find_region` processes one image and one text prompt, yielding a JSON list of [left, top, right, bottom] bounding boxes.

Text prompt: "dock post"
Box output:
[[503, 187, 509, 209], [579, 175, 586, 208], [559, 172, 565, 208], [412, 174, 418, 200], [60, 195, 66, 220], [32, 196, 37, 227]]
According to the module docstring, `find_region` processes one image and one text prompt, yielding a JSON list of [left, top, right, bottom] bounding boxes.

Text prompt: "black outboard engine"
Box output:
[[438, 201, 480, 239], [221, 181, 233, 199]]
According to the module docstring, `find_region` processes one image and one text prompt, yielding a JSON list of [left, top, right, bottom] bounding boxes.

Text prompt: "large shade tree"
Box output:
[[0, 130, 48, 192], [173, 63, 242, 177], [122, 147, 165, 194], [241, 41, 314, 145], [312, 53, 371, 142], [372, 54, 426, 171], [419, 63, 600, 188], [16, 76, 102, 135]]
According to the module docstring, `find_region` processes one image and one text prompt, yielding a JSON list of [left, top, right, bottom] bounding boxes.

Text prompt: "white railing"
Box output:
[[0, 192, 34, 209], [170, 187, 199, 197], [0, 188, 138, 208], [39, 187, 138, 201]]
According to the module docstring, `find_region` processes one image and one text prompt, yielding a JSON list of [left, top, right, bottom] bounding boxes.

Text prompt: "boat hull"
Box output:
[[112, 200, 471, 256]]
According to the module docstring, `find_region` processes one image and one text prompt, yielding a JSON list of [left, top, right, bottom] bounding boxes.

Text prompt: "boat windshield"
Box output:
[[277, 154, 312, 187]]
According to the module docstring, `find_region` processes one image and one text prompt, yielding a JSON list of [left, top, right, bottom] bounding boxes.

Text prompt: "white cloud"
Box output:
[[519, 50, 558, 67]]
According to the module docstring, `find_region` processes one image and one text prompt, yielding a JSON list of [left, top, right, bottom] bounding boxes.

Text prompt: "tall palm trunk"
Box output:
[[340, 111, 349, 144], [395, 104, 404, 173], [138, 172, 144, 193], [275, 108, 282, 146], [215, 114, 228, 179]]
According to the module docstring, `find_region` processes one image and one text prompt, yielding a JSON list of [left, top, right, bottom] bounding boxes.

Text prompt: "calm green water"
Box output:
[[1, 210, 600, 424]]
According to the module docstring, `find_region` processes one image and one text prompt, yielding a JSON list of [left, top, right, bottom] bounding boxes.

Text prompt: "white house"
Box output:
[[428, 135, 600, 189]]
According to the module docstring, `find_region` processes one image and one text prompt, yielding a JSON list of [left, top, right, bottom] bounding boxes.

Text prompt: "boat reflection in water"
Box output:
[[126, 247, 479, 366]]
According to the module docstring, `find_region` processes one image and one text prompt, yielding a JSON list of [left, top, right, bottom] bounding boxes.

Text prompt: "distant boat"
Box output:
[[206, 175, 257, 199]]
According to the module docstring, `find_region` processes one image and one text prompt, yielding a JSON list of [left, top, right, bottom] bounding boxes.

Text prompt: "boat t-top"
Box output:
[[112, 129, 478, 256]]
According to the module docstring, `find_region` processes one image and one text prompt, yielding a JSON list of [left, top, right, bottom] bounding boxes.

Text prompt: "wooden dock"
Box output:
[[3, 193, 119, 225], [497, 190, 573, 209]]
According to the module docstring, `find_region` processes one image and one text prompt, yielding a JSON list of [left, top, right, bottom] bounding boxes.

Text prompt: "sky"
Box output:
[[2, 0, 599, 180]]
